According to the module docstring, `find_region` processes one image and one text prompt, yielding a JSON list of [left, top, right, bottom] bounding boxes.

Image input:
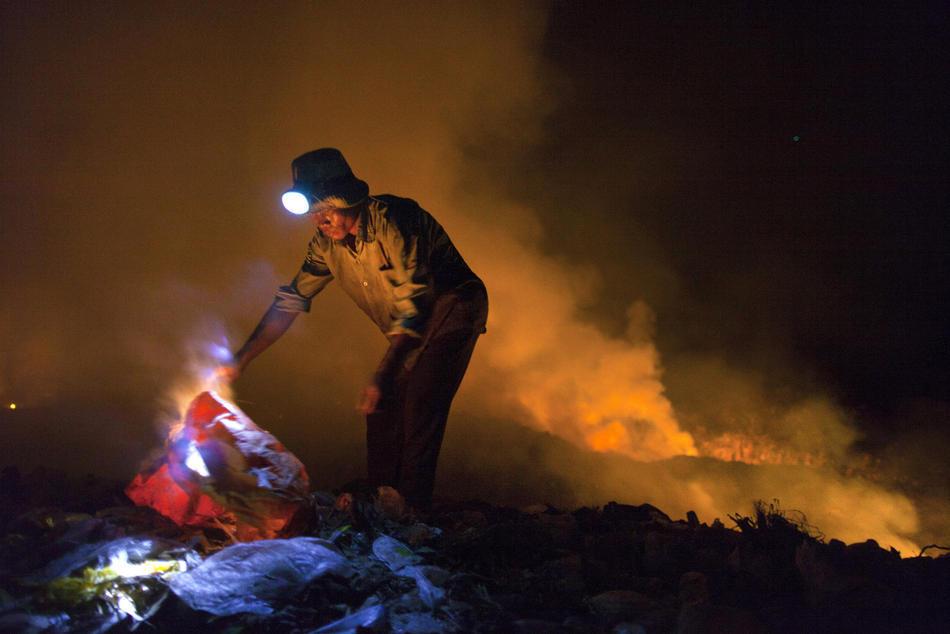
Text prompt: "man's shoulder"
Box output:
[[370, 194, 431, 235], [372, 194, 423, 215]]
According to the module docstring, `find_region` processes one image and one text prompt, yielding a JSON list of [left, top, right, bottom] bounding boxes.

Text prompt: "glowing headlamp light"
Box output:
[[281, 190, 312, 215]]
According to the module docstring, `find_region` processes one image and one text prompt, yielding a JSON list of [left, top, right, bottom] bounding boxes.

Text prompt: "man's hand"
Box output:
[[356, 334, 420, 416], [224, 306, 298, 385], [357, 383, 382, 415], [214, 362, 241, 384]]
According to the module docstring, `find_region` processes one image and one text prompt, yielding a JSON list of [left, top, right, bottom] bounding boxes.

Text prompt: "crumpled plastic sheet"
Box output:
[[0, 611, 75, 633], [168, 537, 353, 616], [309, 604, 387, 633], [126, 391, 309, 539], [24, 536, 199, 584], [390, 611, 452, 633], [372, 535, 447, 609]]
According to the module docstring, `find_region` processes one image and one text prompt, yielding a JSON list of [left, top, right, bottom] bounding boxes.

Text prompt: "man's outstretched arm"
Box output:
[[222, 236, 333, 383], [221, 305, 299, 381]]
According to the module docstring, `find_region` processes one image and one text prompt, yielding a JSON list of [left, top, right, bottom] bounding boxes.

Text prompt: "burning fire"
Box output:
[[162, 339, 234, 437], [698, 432, 827, 466], [129, 335, 310, 541]]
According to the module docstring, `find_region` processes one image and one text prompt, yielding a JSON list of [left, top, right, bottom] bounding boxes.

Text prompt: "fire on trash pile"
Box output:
[[125, 391, 309, 541]]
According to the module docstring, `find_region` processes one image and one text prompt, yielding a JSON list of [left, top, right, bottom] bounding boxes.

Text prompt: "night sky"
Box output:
[[1, 2, 948, 548], [508, 2, 949, 427]]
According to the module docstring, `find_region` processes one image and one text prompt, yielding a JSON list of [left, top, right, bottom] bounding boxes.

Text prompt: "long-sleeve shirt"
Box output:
[[272, 194, 483, 338]]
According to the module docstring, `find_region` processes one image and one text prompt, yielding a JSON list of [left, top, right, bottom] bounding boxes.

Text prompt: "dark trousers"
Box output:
[[366, 283, 488, 510]]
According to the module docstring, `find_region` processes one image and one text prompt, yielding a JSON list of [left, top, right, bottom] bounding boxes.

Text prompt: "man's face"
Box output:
[[310, 205, 358, 241]]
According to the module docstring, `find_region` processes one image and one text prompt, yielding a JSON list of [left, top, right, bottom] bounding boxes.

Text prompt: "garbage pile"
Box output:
[[2, 468, 949, 633]]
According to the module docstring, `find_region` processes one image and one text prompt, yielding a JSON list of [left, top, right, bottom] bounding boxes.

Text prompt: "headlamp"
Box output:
[[281, 190, 311, 215]]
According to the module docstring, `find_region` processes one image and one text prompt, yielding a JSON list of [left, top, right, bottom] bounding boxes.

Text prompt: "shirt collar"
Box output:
[[357, 197, 377, 243]]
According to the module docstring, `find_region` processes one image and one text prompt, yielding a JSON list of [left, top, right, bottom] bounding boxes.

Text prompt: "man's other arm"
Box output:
[[357, 332, 420, 414]]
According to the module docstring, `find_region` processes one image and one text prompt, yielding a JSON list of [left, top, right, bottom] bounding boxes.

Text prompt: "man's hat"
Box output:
[[282, 148, 369, 214]]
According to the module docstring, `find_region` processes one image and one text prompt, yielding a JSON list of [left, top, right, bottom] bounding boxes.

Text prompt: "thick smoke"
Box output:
[[0, 2, 941, 553]]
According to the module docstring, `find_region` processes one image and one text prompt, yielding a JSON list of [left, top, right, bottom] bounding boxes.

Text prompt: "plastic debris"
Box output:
[[17, 537, 197, 631], [372, 534, 447, 609], [389, 610, 451, 633], [168, 537, 353, 616], [372, 534, 422, 571], [0, 612, 74, 633], [26, 536, 197, 584], [310, 604, 387, 632], [3, 474, 947, 633]]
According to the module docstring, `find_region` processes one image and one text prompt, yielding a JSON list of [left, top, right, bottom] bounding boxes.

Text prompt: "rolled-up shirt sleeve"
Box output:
[[273, 237, 334, 313], [384, 215, 433, 339]]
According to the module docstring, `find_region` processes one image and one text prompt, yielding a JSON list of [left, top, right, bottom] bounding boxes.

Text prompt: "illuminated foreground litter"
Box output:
[[1, 477, 948, 632]]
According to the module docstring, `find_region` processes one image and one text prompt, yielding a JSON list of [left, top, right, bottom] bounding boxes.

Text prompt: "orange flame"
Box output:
[[160, 339, 234, 437], [698, 432, 827, 466]]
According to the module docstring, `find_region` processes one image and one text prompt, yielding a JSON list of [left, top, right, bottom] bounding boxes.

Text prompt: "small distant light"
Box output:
[[792, 135, 801, 142], [281, 191, 311, 215], [7, 403, 15, 410]]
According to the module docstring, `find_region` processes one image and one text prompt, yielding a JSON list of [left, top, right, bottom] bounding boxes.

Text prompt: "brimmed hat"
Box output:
[[290, 148, 369, 208]]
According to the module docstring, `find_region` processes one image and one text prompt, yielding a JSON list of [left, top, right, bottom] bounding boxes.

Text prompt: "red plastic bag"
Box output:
[[127, 391, 309, 539]]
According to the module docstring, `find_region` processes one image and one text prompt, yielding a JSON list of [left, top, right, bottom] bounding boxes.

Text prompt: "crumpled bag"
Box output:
[[390, 611, 452, 633], [25, 536, 198, 584], [311, 604, 387, 633], [372, 535, 447, 609], [126, 391, 309, 539], [168, 537, 352, 616]]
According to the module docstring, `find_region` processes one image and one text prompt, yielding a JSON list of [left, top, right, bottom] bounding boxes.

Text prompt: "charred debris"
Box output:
[[1, 466, 948, 633]]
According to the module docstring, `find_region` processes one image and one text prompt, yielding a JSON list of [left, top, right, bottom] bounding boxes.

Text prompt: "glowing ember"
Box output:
[[699, 433, 826, 466]]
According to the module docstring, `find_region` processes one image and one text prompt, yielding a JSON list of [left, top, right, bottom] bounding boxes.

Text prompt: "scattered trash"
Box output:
[[372, 534, 447, 609], [25, 536, 198, 584], [2, 476, 947, 632], [168, 537, 352, 615], [310, 603, 387, 632], [375, 485, 407, 520], [11, 536, 198, 632], [587, 589, 654, 623], [372, 534, 422, 571]]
